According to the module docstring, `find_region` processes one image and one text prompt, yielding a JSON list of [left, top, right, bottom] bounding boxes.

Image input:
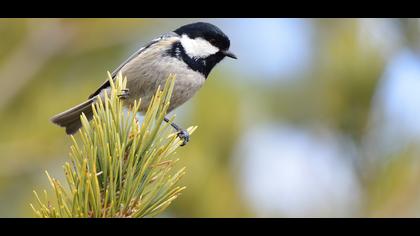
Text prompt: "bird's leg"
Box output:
[[164, 117, 190, 146], [118, 89, 136, 126], [118, 88, 130, 99]]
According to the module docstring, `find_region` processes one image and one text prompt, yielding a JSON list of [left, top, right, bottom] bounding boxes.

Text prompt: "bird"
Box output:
[[50, 22, 237, 146]]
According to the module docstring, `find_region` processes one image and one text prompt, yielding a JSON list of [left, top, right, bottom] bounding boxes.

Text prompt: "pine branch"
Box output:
[[30, 73, 196, 218]]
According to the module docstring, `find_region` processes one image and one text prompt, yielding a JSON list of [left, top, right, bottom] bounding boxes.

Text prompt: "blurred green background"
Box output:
[[2, 18, 420, 217]]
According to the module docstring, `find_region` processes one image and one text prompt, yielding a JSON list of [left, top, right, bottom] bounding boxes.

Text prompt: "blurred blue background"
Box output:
[[1, 18, 420, 217]]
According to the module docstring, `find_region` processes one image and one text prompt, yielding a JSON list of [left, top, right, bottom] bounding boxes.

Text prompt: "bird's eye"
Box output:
[[209, 39, 216, 44]]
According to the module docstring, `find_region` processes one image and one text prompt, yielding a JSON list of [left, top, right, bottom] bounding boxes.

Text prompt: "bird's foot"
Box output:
[[177, 130, 190, 147], [118, 89, 130, 100]]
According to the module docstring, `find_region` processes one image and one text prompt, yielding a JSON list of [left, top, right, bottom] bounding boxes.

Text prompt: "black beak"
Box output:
[[222, 50, 237, 59]]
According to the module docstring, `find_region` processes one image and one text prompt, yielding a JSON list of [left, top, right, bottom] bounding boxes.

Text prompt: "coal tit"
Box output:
[[51, 22, 237, 146]]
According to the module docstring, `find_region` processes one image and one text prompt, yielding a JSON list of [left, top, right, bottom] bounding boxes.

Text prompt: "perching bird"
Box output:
[[50, 22, 237, 146]]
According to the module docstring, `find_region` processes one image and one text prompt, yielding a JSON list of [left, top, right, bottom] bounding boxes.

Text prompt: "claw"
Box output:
[[118, 89, 130, 100], [177, 130, 190, 146]]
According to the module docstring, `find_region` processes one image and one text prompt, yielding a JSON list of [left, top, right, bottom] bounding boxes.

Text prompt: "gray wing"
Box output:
[[88, 32, 178, 99]]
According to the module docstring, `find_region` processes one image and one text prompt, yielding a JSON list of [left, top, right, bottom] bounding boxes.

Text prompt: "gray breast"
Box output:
[[118, 40, 206, 113]]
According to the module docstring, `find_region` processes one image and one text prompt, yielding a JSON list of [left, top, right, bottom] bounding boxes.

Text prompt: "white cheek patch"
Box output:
[[180, 34, 219, 59]]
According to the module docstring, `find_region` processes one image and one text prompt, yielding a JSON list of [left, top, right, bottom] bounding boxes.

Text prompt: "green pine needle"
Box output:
[[31, 72, 196, 218]]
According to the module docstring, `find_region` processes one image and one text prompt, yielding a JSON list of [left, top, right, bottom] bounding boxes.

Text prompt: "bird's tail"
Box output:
[[50, 97, 96, 135]]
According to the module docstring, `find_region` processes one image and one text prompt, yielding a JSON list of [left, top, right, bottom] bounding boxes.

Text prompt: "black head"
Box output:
[[168, 22, 236, 78], [174, 22, 231, 51]]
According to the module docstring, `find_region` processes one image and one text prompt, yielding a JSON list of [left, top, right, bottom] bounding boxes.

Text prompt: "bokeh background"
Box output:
[[1, 18, 420, 217]]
